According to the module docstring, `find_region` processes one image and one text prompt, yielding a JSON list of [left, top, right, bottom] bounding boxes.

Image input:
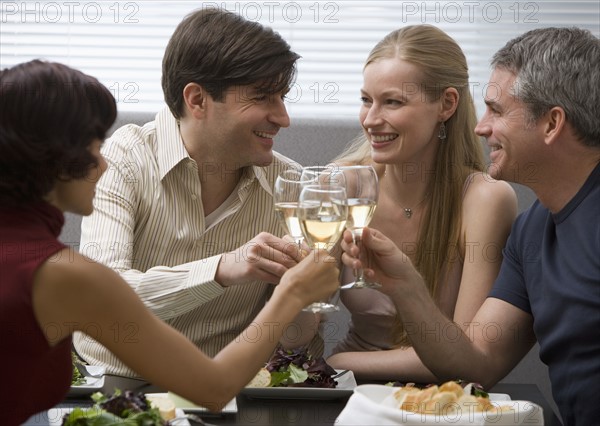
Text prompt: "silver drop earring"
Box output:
[[438, 121, 447, 141]]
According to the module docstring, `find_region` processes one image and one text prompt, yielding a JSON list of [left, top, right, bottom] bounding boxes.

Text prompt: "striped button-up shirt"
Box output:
[[74, 107, 320, 376]]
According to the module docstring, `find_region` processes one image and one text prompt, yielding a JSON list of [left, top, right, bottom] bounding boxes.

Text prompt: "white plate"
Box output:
[[146, 392, 237, 414], [67, 366, 105, 396], [46, 407, 189, 425], [336, 385, 544, 426], [489, 393, 512, 401], [240, 369, 357, 400]]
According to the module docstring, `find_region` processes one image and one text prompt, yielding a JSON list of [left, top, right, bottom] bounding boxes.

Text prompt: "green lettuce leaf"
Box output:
[[287, 363, 309, 384]]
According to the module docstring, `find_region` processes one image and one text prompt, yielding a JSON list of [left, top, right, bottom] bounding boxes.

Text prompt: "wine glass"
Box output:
[[338, 165, 380, 289], [300, 165, 345, 187], [297, 183, 348, 313], [274, 169, 306, 247]]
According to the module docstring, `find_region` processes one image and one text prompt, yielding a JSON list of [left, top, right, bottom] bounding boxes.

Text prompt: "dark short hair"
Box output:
[[0, 60, 117, 206], [162, 8, 300, 119]]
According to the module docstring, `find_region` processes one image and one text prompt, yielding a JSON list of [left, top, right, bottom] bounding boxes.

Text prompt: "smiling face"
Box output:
[[49, 139, 107, 216], [475, 68, 544, 183], [203, 84, 291, 168], [359, 57, 444, 166]]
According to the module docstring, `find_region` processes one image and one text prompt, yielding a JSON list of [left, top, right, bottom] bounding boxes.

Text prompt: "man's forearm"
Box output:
[[388, 273, 491, 385]]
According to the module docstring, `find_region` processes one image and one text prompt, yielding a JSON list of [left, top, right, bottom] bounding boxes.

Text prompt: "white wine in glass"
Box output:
[[298, 184, 348, 313], [347, 198, 377, 231], [338, 165, 380, 289], [301, 202, 348, 250], [274, 170, 306, 246]]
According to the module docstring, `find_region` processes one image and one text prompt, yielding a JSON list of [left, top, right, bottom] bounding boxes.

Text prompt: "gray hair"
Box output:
[[492, 27, 600, 147]]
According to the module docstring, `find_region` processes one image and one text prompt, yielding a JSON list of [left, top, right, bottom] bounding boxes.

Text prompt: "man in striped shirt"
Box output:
[[74, 9, 324, 377]]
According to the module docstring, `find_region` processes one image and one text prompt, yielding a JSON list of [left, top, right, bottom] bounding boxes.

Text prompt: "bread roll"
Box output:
[[146, 395, 177, 421], [393, 381, 494, 415], [246, 367, 271, 388], [423, 391, 458, 414], [457, 393, 479, 414], [439, 380, 464, 398], [400, 385, 438, 412]]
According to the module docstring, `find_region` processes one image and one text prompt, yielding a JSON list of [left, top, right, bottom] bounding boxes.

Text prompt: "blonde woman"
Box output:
[[326, 25, 517, 383]]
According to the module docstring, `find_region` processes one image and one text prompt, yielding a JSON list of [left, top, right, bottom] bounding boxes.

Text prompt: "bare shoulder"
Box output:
[[463, 172, 517, 211], [31, 249, 132, 344], [34, 250, 127, 316], [461, 172, 517, 237], [39, 249, 120, 288]]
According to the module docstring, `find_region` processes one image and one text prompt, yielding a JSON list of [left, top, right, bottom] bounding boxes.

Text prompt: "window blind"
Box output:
[[1, 1, 598, 119]]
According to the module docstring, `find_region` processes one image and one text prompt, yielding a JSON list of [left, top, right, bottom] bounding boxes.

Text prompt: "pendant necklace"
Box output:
[[401, 196, 429, 218], [384, 169, 429, 218]]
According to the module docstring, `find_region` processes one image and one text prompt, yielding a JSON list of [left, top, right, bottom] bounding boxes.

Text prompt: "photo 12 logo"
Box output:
[[398, 1, 540, 24], [201, 1, 340, 24], [1, 1, 140, 24]]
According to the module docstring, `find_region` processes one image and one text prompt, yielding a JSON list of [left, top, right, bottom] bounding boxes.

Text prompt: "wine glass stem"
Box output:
[[352, 232, 366, 283]]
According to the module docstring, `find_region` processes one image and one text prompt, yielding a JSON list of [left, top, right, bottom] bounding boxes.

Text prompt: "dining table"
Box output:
[[26, 375, 562, 425]]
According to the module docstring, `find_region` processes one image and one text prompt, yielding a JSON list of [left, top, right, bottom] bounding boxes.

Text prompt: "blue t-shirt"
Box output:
[[490, 163, 600, 426]]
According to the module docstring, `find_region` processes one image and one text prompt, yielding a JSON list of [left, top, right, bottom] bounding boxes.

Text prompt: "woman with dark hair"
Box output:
[[0, 60, 338, 426]]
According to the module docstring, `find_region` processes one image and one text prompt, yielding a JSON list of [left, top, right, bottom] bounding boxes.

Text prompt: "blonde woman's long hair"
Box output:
[[335, 25, 485, 347]]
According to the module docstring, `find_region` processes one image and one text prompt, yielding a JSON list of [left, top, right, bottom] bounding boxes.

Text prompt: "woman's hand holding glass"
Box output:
[[297, 182, 348, 313], [337, 165, 380, 289]]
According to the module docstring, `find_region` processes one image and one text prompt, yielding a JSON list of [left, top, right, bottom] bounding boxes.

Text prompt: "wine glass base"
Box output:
[[302, 302, 340, 313], [341, 281, 381, 290]]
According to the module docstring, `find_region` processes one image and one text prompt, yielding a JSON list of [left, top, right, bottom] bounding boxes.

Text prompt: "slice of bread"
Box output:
[[146, 395, 177, 421], [393, 381, 494, 415], [422, 391, 458, 414], [439, 380, 464, 398], [246, 367, 271, 388], [392, 386, 420, 405]]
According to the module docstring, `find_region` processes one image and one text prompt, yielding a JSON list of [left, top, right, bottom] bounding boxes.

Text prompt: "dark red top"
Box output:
[[0, 202, 72, 425]]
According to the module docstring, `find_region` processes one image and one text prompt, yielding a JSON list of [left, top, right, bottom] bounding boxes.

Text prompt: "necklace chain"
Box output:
[[384, 169, 429, 218], [401, 197, 428, 218]]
